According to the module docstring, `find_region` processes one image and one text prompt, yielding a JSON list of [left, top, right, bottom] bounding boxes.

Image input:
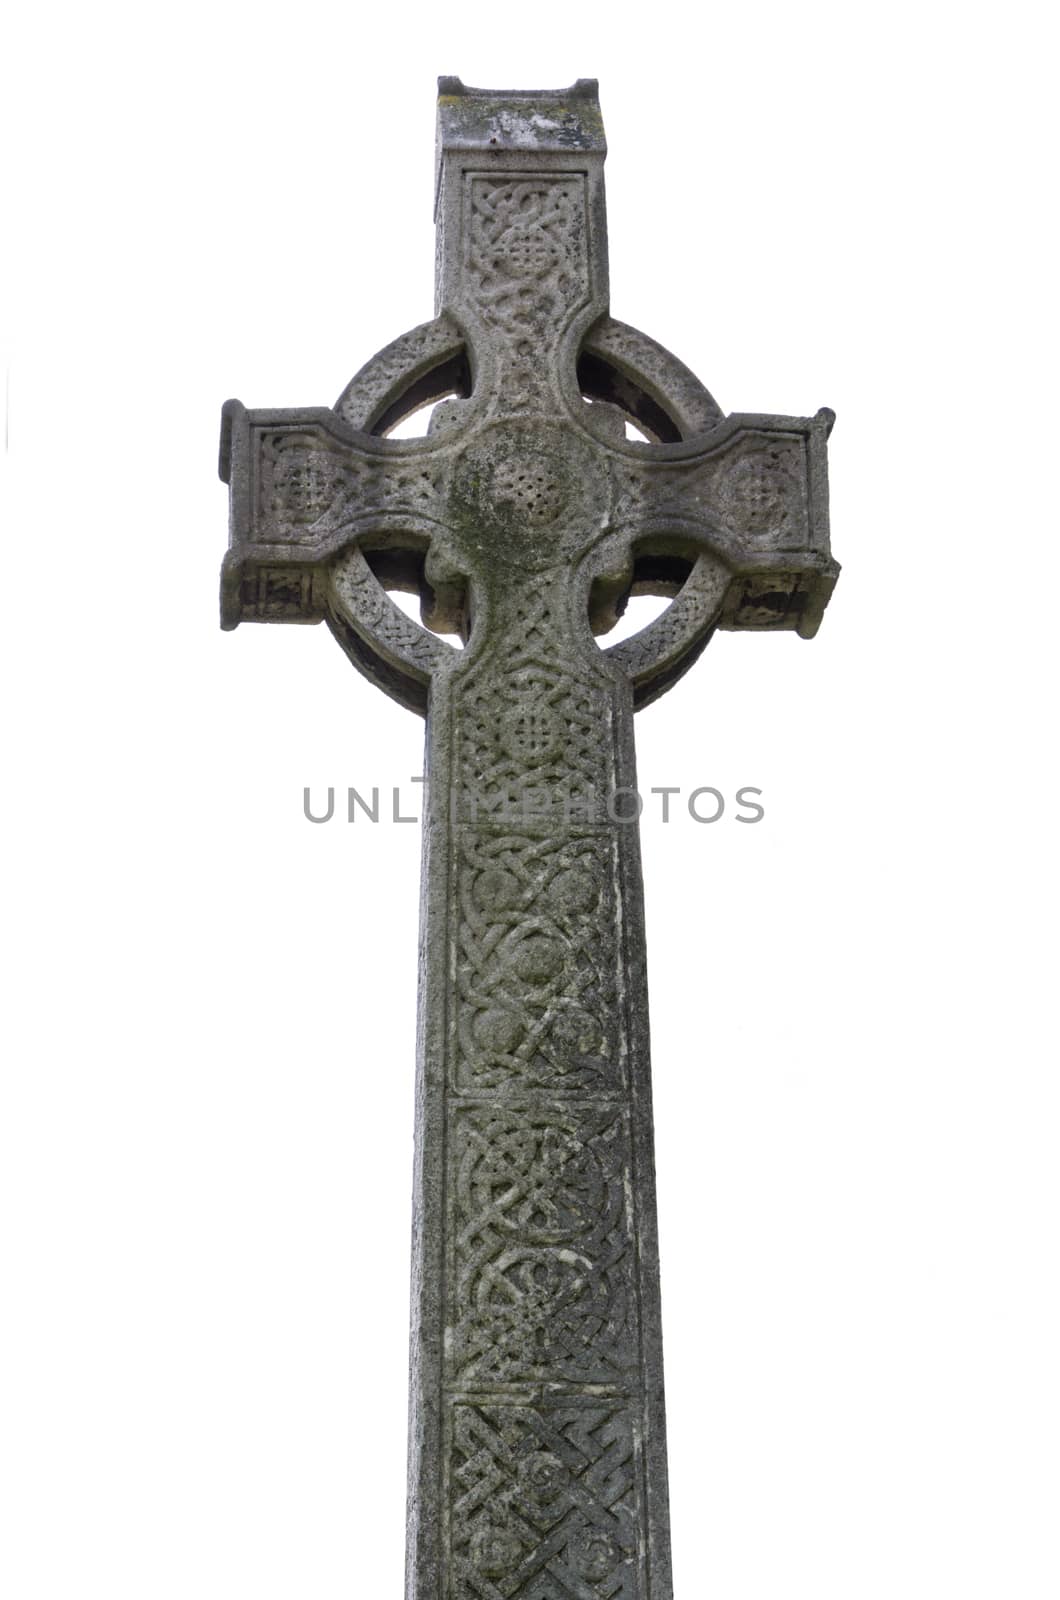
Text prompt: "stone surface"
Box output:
[[219, 77, 839, 1599]]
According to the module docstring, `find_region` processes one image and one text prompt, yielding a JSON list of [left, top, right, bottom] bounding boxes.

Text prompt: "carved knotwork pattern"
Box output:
[[240, 567, 315, 620], [455, 590, 615, 822], [334, 315, 463, 430], [456, 669, 612, 823], [253, 411, 813, 565], [448, 1104, 636, 1385], [716, 437, 808, 547], [330, 549, 449, 671], [607, 556, 729, 682], [465, 176, 590, 396], [611, 432, 811, 551], [258, 431, 446, 541], [262, 437, 349, 539], [449, 1401, 638, 1599], [452, 830, 622, 1094]]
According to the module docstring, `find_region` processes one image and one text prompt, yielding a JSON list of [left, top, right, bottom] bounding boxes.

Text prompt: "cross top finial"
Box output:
[[435, 77, 605, 178]]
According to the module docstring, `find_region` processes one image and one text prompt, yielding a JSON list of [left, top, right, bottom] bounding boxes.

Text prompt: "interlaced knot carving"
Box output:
[[467, 178, 590, 350], [450, 1401, 637, 1598]]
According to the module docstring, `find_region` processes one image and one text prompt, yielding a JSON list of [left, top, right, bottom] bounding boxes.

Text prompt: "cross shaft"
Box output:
[[219, 78, 838, 1599]]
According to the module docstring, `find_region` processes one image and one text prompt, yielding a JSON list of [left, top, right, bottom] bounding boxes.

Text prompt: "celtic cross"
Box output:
[[219, 78, 838, 1600]]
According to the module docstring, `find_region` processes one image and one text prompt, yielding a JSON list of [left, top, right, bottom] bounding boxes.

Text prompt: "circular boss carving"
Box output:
[[720, 447, 798, 539], [499, 702, 564, 766], [519, 1450, 569, 1503], [446, 419, 604, 572], [493, 226, 565, 279], [569, 1526, 620, 1581], [491, 452, 566, 525]]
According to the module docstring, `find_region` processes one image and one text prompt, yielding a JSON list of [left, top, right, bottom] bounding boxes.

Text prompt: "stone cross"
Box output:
[[219, 78, 838, 1600]]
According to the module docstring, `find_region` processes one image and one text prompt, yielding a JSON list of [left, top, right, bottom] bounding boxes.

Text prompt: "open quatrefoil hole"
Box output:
[[589, 553, 694, 642], [364, 548, 468, 648], [576, 352, 683, 445], [371, 350, 472, 439], [582, 398, 651, 443], [386, 398, 455, 440]]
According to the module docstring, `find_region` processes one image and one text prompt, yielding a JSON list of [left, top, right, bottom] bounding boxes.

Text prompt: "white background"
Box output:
[[2, 3, 1056, 1596]]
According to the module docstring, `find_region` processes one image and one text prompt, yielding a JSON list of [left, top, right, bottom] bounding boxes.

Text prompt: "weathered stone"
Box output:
[[219, 77, 838, 1599]]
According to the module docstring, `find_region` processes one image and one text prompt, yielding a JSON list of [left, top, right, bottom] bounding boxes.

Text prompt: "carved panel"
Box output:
[[260, 433, 353, 541], [451, 829, 623, 1095], [458, 173, 592, 411], [452, 587, 617, 827], [238, 566, 315, 620], [455, 671, 613, 827], [464, 174, 591, 346], [611, 430, 811, 553], [256, 430, 449, 543], [725, 570, 815, 630], [715, 436, 809, 549], [447, 1104, 637, 1386], [447, 1399, 640, 1598]]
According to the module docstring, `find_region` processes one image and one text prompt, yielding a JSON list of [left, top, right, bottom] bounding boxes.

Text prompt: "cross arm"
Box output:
[[605, 406, 837, 637], [583, 405, 838, 707], [218, 398, 460, 713]]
